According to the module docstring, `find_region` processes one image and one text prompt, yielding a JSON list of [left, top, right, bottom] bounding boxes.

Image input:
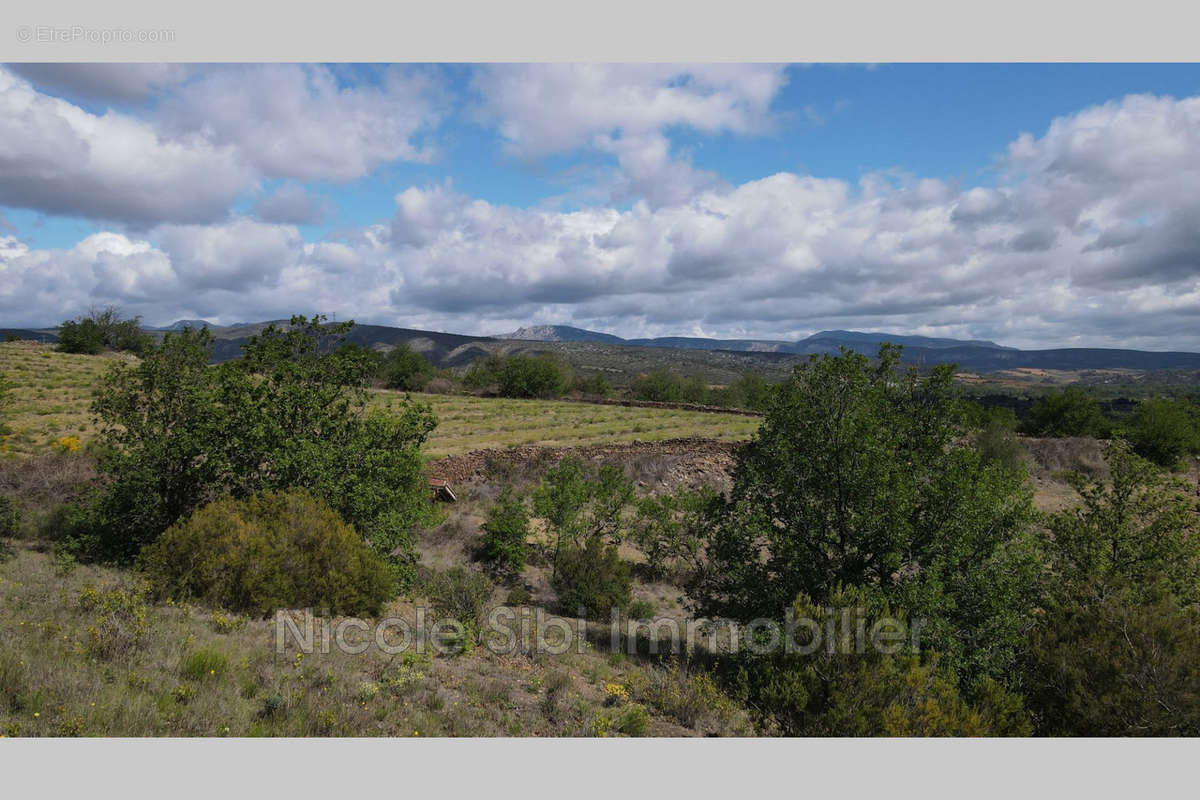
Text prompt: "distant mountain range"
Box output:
[[6, 320, 1200, 373], [501, 324, 1013, 353]]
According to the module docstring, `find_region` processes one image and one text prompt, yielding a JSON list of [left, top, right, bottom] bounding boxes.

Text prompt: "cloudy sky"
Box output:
[[2, 62, 1200, 349]]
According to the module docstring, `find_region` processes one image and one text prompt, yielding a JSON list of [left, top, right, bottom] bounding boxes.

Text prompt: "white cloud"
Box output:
[[158, 64, 443, 182], [0, 68, 252, 225]]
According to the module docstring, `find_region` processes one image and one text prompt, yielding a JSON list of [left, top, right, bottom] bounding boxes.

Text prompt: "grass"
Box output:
[[0, 342, 132, 456], [376, 392, 759, 457], [1, 342, 760, 459], [0, 544, 752, 737]]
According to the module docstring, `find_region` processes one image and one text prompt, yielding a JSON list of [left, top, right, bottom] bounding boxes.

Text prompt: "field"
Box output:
[[0, 342, 759, 458]]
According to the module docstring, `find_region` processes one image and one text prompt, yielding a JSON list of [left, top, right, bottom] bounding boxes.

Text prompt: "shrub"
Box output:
[[78, 585, 150, 660], [1043, 440, 1200, 605], [420, 567, 495, 630], [505, 586, 533, 605], [630, 370, 706, 403], [532, 460, 634, 578], [974, 419, 1027, 474], [693, 345, 1041, 687], [497, 355, 569, 398], [75, 316, 438, 573], [140, 489, 396, 617], [181, 648, 229, 681], [1026, 586, 1200, 735], [477, 489, 530, 575], [552, 539, 631, 619], [571, 373, 612, 397], [631, 488, 714, 581], [1022, 386, 1109, 437], [57, 307, 151, 355], [0, 495, 20, 538], [614, 703, 650, 736], [380, 344, 434, 391], [1123, 397, 1200, 469], [627, 600, 656, 620]]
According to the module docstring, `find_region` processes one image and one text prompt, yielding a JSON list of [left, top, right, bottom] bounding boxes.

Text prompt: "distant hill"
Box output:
[[10, 318, 1200, 374], [500, 325, 626, 344]]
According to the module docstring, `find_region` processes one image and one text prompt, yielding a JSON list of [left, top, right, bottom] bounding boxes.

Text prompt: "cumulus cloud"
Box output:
[[157, 64, 443, 182], [6, 63, 192, 104], [4, 82, 1200, 351], [474, 64, 787, 207], [0, 68, 252, 225], [253, 183, 333, 225]]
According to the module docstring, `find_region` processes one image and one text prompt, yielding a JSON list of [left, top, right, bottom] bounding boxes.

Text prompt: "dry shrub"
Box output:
[[1024, 436, 1109, 479]]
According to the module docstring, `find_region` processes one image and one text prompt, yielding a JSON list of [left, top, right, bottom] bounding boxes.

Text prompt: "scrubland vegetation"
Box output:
[[2, 316, 1200, 737]]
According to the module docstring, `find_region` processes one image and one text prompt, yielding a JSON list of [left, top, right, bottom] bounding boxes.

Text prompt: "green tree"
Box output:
[[478, 488, 531, 575], [74, 316, 438, 584], [497, 354, 569, 398], [1123, 397, 1200, 469], [58, 307, 152, 355], [532, 460, 634, 578], [380, 343, 434, 391], [1042, 440, 1200, 606], [692, 346, 1041, 685], [1022, 386, 1108, 437]]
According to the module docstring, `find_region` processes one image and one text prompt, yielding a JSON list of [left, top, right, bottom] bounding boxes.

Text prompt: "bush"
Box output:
[[532, 459, 634, 578], [1022, 386, 1109, 437], [181, 648, 229, 681], [140, 489, 396, 617], [571, 373, 612, 397], [74, 316, 438, 574], [478, 489, 530, 575], [380, 344, 434, 391], [78, 585, 150, 660], [627, 600, 656, 620], [420, 567, 495, 630], [0, 495, 20, 538], [1124, 397, 1200, 469], [57, 307, 151, 355], [974, 419, 1027, 474], [693, 345, 1041, 687], [1026, 586, 1200, 735], [498, 355, 569, 398], [552, 538, 631, 619], [630, 370, 706, 403], [631, 488, 714, 581]]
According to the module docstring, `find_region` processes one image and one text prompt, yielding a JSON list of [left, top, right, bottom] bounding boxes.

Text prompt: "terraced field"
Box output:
[[0, 342, 760, 458]]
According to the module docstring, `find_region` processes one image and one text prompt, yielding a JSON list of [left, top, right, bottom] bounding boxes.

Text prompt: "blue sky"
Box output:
[[2, 63, 1200, 348]]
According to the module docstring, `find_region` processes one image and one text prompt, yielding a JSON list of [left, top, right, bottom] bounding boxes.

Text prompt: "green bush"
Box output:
[[552, 538, 631, 619], [630, 370, 706, 403], [0, 495, 20, 538], [571, 373, 612, 397], [498, 355, 569, 398], [181, 648, 229, 681], [974, 419, 1027, 474], [380, 343, 434, 391], [140, 489, 396, 617], [478, 489, 530, 575], [78, 585, 150, 660], [1123, 397, 1200, 469], [73, 316, 438, 574], [693, 345, 1041, 687], [57, 307, 152, 355], [420, 567, 495, 630], [1022, 386, 1109, 437], [1026, 586, 1200, 735]]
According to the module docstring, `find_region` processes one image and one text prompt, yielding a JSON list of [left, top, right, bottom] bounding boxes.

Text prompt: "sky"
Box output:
[[2, 62, 1200, 349]]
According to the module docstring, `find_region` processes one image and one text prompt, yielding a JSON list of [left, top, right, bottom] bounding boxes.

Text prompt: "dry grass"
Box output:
[[0, 544, 750, 737], [375, 391, 760, 457], [1, 343, 759, 459], [0, 342, 132, 456]]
